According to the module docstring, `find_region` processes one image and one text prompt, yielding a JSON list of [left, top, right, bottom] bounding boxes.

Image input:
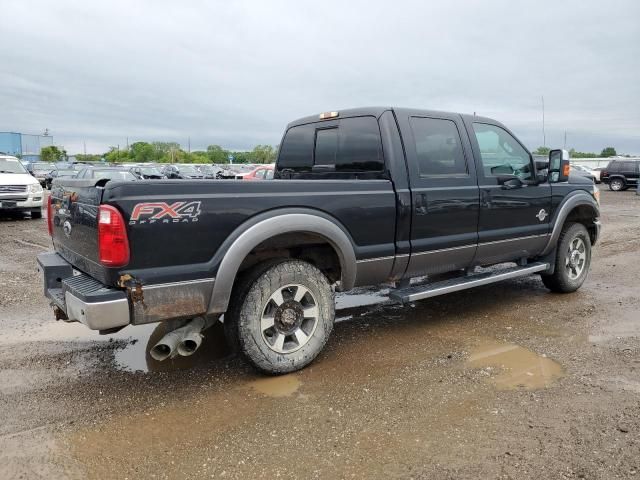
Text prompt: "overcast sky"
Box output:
[[1, 0, 639, 155]]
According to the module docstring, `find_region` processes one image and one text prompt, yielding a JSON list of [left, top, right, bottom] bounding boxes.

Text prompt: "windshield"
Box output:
[[92, 170, 137, 181], [57, 170, 77, 177], [0, 157, 28, 174], [32, 163, 55, 172]]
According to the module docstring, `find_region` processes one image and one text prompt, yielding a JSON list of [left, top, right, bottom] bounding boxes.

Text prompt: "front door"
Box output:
[[399, 113, 480, 277], [464, 120, 552, 265]]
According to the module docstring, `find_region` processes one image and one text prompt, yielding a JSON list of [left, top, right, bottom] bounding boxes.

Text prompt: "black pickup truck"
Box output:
[[38, 107, 601, 374]]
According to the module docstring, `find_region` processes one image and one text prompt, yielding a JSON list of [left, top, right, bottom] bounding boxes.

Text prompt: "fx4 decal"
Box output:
[[129, 201, 202, 224]]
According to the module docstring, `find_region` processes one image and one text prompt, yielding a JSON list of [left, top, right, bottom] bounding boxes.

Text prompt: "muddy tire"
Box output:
[[225, 260, 335, 374], [541, 222, 591, 293], [609, 178, 625, 191]]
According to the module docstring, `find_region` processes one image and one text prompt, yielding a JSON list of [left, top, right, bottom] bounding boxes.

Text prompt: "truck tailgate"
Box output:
[[50, 179, 108, 283]]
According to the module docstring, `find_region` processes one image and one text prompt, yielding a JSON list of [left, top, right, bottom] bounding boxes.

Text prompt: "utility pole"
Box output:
[[83, 141, 86, 155], [188, 137, 191, 153], [542, 96, 546, 148], [564, 131, 567, 149], [126, 137, 129, 150]]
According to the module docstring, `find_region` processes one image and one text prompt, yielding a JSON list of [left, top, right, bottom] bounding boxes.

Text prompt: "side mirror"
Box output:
[[548, 149, 570, 183]]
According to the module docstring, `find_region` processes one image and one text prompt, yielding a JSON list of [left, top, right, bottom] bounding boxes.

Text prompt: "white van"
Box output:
[[0, 155, 44, 218]]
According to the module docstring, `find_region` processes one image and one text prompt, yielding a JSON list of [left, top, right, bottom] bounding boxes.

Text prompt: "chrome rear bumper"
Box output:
[[37, 252, 130, 331], [37, 252, 216, 331]]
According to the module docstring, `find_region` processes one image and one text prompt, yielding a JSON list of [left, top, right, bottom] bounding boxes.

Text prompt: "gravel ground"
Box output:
[[0, 189, 639, 479]]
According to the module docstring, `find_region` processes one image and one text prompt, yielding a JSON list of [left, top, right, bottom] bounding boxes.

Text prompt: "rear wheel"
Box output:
[[609, 178, 625, 191], [541, 222, 591, 293], [225, 260, 335, 374]]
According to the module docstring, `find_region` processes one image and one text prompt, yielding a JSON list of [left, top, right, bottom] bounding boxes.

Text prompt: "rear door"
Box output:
[[622, 161, 639, 185], [398, 112, 480, 276], [464, 120, 552, 265]]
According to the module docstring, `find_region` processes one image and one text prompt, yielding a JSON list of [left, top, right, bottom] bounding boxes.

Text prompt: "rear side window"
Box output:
[[620, 161, 636, 172], [606, 161, 618, 172], [277, 116, 383, 174], [410, 117, 467, 176]]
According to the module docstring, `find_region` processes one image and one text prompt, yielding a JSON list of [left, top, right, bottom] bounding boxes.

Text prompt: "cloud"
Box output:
[[1, 0, 639, 154]]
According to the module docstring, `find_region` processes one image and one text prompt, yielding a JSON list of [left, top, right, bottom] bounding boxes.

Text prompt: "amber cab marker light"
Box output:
[[562, 164, 571, 177], [319, 111, 339, 120]]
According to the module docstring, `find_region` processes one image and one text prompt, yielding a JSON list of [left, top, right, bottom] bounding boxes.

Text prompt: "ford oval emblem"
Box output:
[[63, 220, 72, 237]]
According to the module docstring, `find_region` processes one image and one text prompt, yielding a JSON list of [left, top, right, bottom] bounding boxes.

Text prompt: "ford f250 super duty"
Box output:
[[38, 107, 601, 374]]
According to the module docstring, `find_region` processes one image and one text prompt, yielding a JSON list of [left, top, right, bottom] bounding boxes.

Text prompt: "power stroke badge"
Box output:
[[129, 201, 202, 225]]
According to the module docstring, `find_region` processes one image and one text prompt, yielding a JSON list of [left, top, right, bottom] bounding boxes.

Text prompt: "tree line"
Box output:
[[40, 142, 278, 164], [533, 146, 620, 158]]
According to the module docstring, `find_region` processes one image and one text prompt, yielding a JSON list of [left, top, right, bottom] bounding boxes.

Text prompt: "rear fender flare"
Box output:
[[207, 211, 357, 313], [540, 191, 599, 256]]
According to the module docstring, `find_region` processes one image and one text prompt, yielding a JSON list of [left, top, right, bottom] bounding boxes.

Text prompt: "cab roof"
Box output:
[[287, 107, 501, 129]]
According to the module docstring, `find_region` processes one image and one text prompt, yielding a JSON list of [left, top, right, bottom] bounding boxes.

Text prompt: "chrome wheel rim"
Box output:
[[565, 237, 587, 280], [611, 180, 623, 191], [261, 284, 319, 354]]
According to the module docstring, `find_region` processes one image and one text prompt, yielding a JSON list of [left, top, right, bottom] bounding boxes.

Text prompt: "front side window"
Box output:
[[410, 117, 467, 176], [472, 123, 533, 180]]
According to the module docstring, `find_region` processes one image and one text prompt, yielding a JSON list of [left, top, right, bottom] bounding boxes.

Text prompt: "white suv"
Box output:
[[0, 155, 44, 218]]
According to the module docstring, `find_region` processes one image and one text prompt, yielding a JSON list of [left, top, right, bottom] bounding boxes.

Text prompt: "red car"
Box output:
[[239, 165, 274, 180]]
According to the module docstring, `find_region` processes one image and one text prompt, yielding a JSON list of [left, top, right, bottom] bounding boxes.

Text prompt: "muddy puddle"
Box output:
[[588, 309, 639, 343], [247, 374, 301, 397], [467, 339, 564, 390]]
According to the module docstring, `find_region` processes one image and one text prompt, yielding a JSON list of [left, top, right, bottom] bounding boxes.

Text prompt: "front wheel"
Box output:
[[225, 260, 335, 374], [541, 222, 591, 293]]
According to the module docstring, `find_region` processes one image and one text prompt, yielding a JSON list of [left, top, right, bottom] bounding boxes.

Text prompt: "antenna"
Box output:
[[542, 96, 546, 148]]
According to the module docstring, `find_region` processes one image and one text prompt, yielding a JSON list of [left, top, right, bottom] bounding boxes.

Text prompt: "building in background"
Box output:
[[0, 132, 54, 162]]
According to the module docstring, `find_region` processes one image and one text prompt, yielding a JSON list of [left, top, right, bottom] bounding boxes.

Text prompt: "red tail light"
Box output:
[[47, 195, 54, 236], [98, 205, 130, 267]]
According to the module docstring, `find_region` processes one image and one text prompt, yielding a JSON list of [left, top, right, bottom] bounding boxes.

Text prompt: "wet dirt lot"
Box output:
[[1, 190, 639, 479]]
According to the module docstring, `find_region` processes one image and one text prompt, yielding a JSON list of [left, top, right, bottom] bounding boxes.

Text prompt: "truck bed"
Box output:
[[50, 178, 397, 286]]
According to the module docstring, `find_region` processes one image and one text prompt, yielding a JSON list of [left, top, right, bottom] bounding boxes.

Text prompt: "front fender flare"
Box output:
[[207, 212, 357, 313], [540, 191, 600, 256]]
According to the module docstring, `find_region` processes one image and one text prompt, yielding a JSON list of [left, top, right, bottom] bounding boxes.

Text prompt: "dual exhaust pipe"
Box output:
[[150, 316, 216, 361]]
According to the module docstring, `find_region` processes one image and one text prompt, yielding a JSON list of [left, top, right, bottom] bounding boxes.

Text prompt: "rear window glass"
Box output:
[[410, 117, 467, 176], [277, 116, 383, 173]]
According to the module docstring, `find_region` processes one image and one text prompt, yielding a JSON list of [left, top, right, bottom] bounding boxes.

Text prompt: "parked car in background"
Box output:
[[161, 164, 205, 179], [129, 165, 166, 179], [590, 167, 604, 183], [0, 155, 44, 218], [74, 167, 138, 183], [215, 165, 240, 179], [239, 164, 275, 180], [600, 159, 640, 191], [195, 164, 223, 179], [45, 169, 77, 189], [26, 162, 56, 186], [570, 165, 596, 184]]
